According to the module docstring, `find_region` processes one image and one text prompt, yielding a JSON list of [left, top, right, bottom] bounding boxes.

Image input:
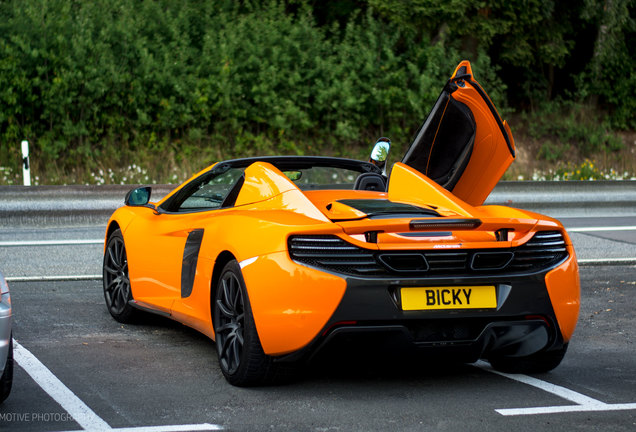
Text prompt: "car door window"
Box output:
[[161, 167, 244, 213]]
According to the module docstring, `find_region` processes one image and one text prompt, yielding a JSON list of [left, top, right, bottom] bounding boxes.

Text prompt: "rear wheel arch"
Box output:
[[489, 343, 568, 373], [212, 258, 296, 386], [210, 251, 238, 335]]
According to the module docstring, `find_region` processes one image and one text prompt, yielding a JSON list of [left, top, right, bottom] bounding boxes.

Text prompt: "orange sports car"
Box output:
[[103, 61, 580, 386]]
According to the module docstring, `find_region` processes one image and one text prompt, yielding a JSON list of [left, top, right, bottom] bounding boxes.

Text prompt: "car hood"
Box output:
[[402, 61, 515, 206]]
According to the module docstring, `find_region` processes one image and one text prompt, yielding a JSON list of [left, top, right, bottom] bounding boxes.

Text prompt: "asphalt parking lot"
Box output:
[[1, 264, 634, 432], [1, 208, 635, 431]]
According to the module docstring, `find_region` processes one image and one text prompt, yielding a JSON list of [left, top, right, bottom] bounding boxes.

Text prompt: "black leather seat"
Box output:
[[353, 172, 387, 191]]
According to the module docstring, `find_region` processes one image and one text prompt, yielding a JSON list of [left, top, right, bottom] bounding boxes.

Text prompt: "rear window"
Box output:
[[337, 199, 439, 218]]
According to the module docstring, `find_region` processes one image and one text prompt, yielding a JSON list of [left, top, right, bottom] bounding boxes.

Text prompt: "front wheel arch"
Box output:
[[104, 221, 121, 249], [103, 228, 138, 323]]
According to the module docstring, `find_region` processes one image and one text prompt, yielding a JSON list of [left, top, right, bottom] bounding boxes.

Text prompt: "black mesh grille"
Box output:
[[288, 231, 569, 277], [507, 230, 568, 271], [288, 236, 385, 275], [424, 252, 469, 273]]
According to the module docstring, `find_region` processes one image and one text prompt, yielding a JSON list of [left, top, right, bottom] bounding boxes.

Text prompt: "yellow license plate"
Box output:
[[401, 286, 497, 311]]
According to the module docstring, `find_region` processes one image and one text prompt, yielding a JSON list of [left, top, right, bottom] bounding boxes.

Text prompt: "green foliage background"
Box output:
[[0, 0, 633, 183]]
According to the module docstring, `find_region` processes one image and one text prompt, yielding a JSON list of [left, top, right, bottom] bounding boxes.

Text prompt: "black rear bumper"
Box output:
[[276, 269, 565, 363]]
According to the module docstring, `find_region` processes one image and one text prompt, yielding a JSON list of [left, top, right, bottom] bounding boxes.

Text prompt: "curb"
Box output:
[[484, 180, 636, 217], [1, 181, 635, 226], [576, 258, 636, 266], [0, 184, 175, 226]]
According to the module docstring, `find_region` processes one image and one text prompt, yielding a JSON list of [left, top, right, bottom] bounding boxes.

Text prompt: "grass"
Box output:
[[503, 102, 636, 181], [2, 136, 633, 186], [2, 103, 634, 185]]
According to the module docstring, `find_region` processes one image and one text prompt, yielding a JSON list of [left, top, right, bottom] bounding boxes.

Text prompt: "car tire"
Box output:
[[489, 344, 568, 374], [0, 335, 13, 403], [213, 260, 293, 386], [103, 229, 138, 323]]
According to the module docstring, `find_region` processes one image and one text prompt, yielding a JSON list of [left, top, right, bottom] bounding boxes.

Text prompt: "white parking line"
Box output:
[[14, 339, 224, 431], [13, 340, 111, 430], [567, 226, 636, 232], [477, 361, 636, 415], [0, 239, 104, 246], [84, 425, 223, 432], [6, 275, 103, 282], [496, 402, 636, 416]]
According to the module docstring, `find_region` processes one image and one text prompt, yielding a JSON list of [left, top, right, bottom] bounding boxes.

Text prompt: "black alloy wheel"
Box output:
[[213, 260, 292, 386], [214, 266, 245, 375], [103, 229, 137, 323]]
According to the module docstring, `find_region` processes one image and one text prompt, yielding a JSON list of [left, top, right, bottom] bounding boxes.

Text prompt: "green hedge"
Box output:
[[0, 0, 506, 174], [0, 0, 632, 182]]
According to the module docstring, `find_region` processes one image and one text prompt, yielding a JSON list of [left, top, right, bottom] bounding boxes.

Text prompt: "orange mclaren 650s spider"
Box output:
[[103, 61, 580, 386]]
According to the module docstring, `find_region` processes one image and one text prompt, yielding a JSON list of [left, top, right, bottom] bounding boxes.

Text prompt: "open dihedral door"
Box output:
[[402, 61, 515, 206]]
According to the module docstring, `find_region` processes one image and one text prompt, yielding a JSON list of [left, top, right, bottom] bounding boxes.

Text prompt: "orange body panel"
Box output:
[[235, 162, 299, 206], [236, 163, 331, 223], [448, 61, 516, 206], [545, 244, 581, 342], [124, 209, 192, 311], [240, 252, 347, 355], [387, 162, 472, 216]]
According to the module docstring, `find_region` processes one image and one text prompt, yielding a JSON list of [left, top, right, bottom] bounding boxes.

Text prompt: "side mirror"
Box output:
[[370, 138, 391, 172], [283, 170, 303, 181], [125, 186, 152, 206]]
